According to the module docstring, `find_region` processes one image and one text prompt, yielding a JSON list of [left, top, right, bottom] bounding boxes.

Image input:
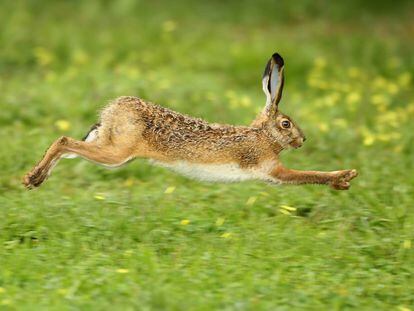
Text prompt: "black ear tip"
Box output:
[[272, 53, 284, 66]]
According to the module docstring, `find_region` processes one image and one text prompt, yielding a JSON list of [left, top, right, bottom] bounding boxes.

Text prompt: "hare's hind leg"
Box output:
[[23, 131, 134, 189]]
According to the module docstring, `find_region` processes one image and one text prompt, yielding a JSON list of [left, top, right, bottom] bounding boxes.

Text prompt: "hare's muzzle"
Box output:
[[291, 137, 305, 149]]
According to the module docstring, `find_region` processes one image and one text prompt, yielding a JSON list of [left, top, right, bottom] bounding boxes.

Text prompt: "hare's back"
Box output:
[[100, 96, 273, 165], [101, 96, 211, 130]]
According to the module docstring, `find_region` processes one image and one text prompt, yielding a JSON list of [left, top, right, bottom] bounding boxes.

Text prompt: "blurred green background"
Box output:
[[1, 1, 413, 309]]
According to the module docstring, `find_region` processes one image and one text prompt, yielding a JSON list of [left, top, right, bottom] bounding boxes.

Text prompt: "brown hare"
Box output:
[[23, 53, 358, 190]]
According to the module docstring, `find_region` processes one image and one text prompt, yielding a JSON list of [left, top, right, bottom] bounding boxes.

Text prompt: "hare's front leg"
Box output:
[[270, 166, 358, 190]]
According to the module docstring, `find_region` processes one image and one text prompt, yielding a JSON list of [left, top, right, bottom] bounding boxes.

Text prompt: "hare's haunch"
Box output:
[[23, 53, 358, 190]]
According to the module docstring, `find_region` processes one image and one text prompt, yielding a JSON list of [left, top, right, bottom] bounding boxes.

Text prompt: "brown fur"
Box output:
[[23, 53, 358, 190]]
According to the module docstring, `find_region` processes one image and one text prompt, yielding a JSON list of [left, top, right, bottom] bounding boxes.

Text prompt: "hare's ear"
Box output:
[[262, 53, 284, 115]]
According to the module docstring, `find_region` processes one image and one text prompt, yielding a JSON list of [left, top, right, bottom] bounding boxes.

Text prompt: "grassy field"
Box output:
[[1, 1, 414, 310]]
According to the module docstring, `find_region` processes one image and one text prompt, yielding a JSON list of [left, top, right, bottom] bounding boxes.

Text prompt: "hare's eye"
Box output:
[[281, 120, 291, 129]]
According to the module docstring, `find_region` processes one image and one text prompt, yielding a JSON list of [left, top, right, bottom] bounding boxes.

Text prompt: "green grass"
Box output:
[[1, 1, 414, 309]]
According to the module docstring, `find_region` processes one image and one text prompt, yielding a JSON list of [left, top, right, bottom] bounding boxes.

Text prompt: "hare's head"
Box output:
[[253, 53, 306, 149]]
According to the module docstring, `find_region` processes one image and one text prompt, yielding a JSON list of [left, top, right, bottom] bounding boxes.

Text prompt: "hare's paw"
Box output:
[[23, 167, 47, 189], [330, 169, 358, 190]]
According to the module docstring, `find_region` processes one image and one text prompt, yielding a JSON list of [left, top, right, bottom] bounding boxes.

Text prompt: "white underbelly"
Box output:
[[152, 160, 274, 183]]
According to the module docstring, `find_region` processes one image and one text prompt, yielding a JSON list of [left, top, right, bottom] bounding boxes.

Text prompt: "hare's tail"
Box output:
[[82, 123, 101, 142]]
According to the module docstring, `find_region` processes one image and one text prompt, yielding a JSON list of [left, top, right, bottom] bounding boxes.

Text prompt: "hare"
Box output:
[[23, 53, 358, 190]]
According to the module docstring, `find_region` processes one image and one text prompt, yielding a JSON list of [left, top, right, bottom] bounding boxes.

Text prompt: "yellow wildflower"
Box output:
[[371, 76, 387, 89], [57, 288, 68, 295], [1, 299, 12, 305], [55, 120, 71, 131], [347, 67, 361, 78], [306, 73, 328, 89], [307, 76, 318, 88], [164, 186, 176, 194], [246, 196, 257, 206], [34, 47, 54, 66], [116, 268, 129, 274], [390, 132, 401, 140], [318, 123, 329, 133], [377, 111, 398, 128], [127, 68, 140, 79], [280, 205, 297, 212], [377, 104, 388, 113], [386, 83, 399, 95], [403, 240, 411, 249], [124, 250, 134, 256], [317, 81, 329, 90], [393, 145, 403, 153], [94, 195, 105, 200], [225, 91, 240, 109], [377, 134, 391, 142], [324, 93, 340, 107], [314, 57, 327, 69], [158, 79, 171, 90], [180, 219, 190, 225], [240, 95, 252, 107], [370, 94, 389, 110], [215, 217, 225, 226], [162, 20, 177, 32], [333, 118, 347, 128], [225, 90, 240, 109], [124, 177, 135, 187], [73, 49, 89, 65], [363, 134, 375, 146], [220, 232, 231, 239], [346, 92, 361, 111], [337, 287, 348, 296], [346, 92, 361, 105], [45, 71, 57, 82]]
